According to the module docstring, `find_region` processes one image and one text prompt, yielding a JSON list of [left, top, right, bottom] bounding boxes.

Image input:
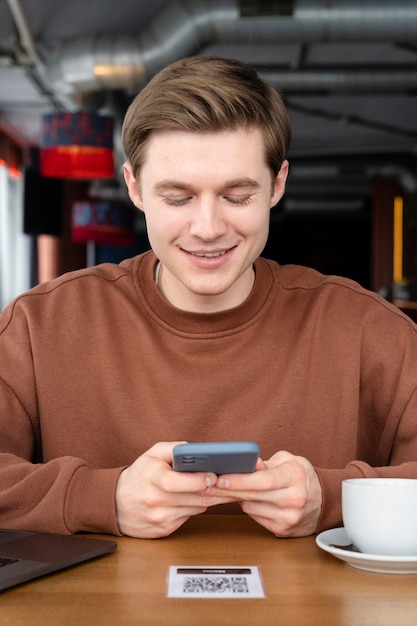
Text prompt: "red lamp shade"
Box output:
[[72, 200, 134, 246], [40, 112, 115, 179]]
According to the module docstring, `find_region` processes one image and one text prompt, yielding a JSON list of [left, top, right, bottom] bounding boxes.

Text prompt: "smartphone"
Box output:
[[172, 441, 260, 475]]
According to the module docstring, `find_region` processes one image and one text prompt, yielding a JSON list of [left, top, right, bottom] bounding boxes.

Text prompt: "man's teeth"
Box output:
[[193, 251, 227, 258]]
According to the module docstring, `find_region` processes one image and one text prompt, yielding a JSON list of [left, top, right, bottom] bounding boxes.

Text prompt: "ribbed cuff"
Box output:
[[315, 464, 367, 533], [63, 464, 125, 535]]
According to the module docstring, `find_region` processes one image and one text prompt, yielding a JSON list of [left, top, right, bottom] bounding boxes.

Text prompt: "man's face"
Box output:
[[124, 127, 288, 312]]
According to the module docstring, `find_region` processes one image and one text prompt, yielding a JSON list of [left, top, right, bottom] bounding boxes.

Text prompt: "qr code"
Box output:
[[183, 576, 249, 594]]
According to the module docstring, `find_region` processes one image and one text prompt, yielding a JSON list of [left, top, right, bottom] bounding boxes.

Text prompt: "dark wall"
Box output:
[[263, 210, 371, 289]]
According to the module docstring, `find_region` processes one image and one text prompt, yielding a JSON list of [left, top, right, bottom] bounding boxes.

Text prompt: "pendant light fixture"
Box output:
[[72, 200, 134, 247], [40, 112, 115, 179]]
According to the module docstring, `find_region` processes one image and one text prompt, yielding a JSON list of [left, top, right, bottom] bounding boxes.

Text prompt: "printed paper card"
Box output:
[[167, 565, 265, 598]]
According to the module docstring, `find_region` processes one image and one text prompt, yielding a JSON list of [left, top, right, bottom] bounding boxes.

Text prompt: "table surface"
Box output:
[[2, 515, 417, 626]]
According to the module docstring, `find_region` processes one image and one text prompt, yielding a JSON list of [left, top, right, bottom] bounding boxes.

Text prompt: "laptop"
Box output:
[[0, 528, 117, 591]]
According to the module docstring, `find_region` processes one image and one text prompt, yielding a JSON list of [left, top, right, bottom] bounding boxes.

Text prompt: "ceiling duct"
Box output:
[[45, 0, 417, 106], [260, 69, 417, 94]]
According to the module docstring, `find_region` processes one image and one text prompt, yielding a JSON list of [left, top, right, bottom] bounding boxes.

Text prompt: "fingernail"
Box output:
[[206, 475, 215, 487], [217, 477, 229, 488]]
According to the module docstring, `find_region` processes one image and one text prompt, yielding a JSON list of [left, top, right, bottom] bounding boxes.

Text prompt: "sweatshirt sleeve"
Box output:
[[0, 294, 124, 535], [316, 460, 417, 534], [0, 377, 124, 535], [0, 449, 124, 535], [316, 386, 417, 533]]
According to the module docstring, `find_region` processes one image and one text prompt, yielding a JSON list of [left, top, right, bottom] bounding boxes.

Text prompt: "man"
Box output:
[[1, 56, 417, 539]]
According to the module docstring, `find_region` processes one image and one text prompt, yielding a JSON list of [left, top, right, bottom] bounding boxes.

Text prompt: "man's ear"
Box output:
[[270, 160, 289, 208], [123, 161, 143, 210]]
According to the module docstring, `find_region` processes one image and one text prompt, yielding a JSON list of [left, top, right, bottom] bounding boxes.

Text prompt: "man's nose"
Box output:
[[189, 198, 227, 240]]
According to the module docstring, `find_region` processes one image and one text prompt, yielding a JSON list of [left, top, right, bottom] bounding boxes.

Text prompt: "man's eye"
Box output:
[[162, 196, 190, 206], [225, 195, 251, 205]]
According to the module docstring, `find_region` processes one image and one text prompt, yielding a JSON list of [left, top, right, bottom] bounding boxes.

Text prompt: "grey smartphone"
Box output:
[[172, 441, 260, 475]]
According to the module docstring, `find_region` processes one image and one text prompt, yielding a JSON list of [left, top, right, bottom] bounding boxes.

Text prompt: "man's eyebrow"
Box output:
[[153, 178, 261, 192], [154, 181, 191, 192], [223, 178, 261, 190]]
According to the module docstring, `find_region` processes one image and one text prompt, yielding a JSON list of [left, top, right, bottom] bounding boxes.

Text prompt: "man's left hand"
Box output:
[[203, 450, 322, 537]]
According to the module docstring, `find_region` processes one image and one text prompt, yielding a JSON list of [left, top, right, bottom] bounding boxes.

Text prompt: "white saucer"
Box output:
[[316, 527, 417, 574]]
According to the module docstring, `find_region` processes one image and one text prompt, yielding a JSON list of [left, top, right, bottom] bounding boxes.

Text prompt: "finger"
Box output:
[[129, 504, 209, 539], [150, 463, 218, 494], [197, 492, 241, 507], [144, 441, 188, 464], [256, 457, 267, 470], [142, 442, 218, 493], [143, 486, 239, 509], [214, 464, 292, 493], [239, 502, 304, 538], [241, 497, 319, 538], [264, 450, 297, 468]]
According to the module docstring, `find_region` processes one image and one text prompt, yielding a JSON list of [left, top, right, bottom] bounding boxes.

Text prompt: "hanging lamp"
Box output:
[[72, 200, 134, 247], [40, 112, 115, 179]]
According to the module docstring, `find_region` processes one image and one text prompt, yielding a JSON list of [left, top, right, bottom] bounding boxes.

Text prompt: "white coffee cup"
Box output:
[[342, 478, 417, 556]]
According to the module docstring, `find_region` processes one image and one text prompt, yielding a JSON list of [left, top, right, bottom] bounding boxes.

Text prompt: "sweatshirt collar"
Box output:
[[134, 251, 274, 335]]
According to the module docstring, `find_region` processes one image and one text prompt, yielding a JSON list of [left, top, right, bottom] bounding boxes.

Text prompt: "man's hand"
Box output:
[[205, 450, 322, 537], [115, 442, 236, 538]]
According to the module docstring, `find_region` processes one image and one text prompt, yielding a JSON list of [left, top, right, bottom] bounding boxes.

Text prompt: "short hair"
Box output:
[[122, 56, 292, 180]]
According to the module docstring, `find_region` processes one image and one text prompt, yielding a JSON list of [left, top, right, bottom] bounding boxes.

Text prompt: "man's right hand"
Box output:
[[115, 442, 236, 538]]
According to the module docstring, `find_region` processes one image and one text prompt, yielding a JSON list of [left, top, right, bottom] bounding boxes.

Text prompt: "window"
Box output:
[[0, 158, 31, 310]]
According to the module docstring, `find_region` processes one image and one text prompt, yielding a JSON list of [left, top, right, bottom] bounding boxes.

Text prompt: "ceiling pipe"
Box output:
[[45, 0, 417, 104], [260, 69, 417, 94], [5, 0, 42, 67], [5, 0, 68, 110]]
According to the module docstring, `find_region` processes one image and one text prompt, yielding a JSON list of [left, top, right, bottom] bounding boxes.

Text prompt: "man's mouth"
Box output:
[[191, 250, 228, 258]]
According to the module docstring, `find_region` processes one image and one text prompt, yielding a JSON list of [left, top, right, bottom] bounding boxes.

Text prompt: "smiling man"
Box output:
[[1, 56, 417, 540], [124, 128, 287, 312]]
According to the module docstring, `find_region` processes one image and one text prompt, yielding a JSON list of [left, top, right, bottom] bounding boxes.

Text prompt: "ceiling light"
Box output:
[[40, 112, 115, 179]]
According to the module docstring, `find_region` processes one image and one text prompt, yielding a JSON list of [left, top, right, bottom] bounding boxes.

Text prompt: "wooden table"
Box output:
[[1, 515, 417, 625]]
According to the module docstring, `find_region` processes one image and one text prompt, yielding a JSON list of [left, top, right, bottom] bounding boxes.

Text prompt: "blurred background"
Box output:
[[1, 0, 417, 318]]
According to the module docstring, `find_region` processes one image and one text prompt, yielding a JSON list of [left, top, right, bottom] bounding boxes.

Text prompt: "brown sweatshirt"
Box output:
[[1, 251, 417, 536]]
